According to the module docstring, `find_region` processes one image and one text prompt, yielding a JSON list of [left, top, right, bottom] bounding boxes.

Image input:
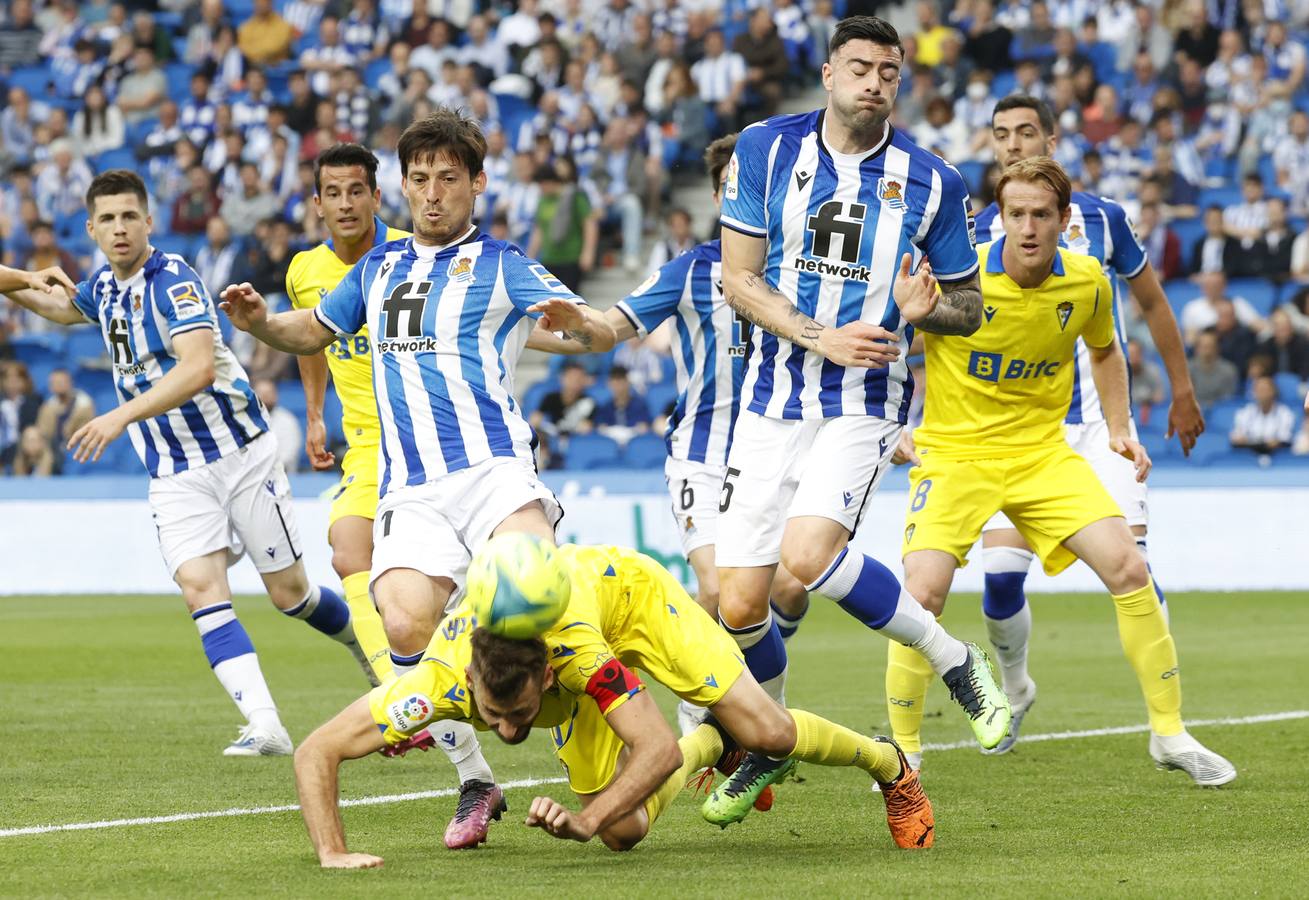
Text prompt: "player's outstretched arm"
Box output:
[[219, 283, 336, 355], [0, 264, 85, 325], [894, 254, 983, 336], [1126, 262, 1204, 455], [526, 299, 618, 353], [720, 228, 900, 368], [67, 329, 216, 463], [295, 352, 336, 470], [294, 697, 388, 869], [525, 689, 680, 844], [525, 307, 635, 354], [1089, 340, 1151, 482]]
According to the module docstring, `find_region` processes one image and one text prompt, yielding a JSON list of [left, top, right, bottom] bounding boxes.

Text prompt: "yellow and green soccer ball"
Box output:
[[466, 533, 571, 638]]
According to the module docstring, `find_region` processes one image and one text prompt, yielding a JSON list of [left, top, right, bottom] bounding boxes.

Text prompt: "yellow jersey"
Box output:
[[286, 217, 410, 447], [914, 239, 1115, 459]]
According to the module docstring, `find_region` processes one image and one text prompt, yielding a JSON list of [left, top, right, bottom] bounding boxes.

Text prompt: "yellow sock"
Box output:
[[886, 641, 934, 754], [787, 709, 901, 783], [644, 724, 723, 825], [1112, 583, 1183, 736], [343, 571, 393, 683]]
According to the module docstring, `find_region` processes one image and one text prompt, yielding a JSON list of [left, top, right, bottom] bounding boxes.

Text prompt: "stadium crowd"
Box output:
[[2, 0, 1309, 475]]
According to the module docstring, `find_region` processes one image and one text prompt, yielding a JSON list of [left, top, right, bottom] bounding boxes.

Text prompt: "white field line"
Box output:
[[3, 710, 1306, 839]]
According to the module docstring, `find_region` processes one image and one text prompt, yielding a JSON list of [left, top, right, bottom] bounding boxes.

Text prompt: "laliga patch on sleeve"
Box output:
[[724, 153, 740, 201], [964, 199, 977, 247], [630, 271, 660, 296], [585, 658, 644, 713], [386, 692, 436, 734], [166, 281, 207, 318], [528, 263, 574, 295]]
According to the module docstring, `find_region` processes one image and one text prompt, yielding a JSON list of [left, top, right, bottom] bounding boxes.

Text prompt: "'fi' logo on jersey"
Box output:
[[878, 178, 906, 211], [1055, 301, 1074, 331], [447, 256, 475, 283]]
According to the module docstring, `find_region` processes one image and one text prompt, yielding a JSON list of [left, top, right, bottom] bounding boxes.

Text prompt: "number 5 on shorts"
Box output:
[[910, 479, 932, 512], [719, 467, 740, 513]]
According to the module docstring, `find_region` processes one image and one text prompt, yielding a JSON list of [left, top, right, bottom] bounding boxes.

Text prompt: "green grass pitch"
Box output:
[[2, 591, 1307, 897]]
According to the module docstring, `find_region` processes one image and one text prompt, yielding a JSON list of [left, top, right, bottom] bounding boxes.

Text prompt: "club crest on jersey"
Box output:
[[387, 693, 435, 732], [1055, 301, 1074, 331], [905, 523, 916, 544], [878, 178, 907, 211], [1064, 224, 1089, 250], [132, 293, 142, 312], [447, 256, 476, 284]]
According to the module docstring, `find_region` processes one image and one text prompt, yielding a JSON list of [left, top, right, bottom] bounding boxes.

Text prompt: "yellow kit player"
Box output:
[[293, 542, 935, 869], [286, 143, 505, 848], [884, 158, 1235, 785]]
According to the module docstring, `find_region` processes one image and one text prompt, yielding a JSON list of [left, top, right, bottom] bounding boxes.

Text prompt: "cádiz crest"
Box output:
[[1055, 301, 1074, 331]]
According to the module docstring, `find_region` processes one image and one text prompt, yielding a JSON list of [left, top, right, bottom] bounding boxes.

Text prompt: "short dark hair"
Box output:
[[314, 142, 379, 194], [704, 133, 738, 193], [469, 629, 548, 703], [829, 16, 903, 60], [992, 94, 1056, 136], [85, 169, 149, 213], [31, 220, 53, 234], [609, 364, 630, 379], [397, 107, 487, 179]]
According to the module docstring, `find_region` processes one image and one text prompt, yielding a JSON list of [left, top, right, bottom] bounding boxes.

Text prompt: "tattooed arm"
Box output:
[[720, 227, 900, 368], [892, 253, 983, 336]]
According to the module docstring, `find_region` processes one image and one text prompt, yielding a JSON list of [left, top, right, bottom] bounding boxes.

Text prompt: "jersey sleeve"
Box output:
[[285, 253, 314, 311], [719, 123, 771, 237], [314, 256, 368, 335], [1082, 269, 1117, 349], [500, 247, 585, 316], [70, 279, 98, 323], [367, 658, 468, 746], [614, 252, 694, 338], [154, 260, 216, 336], [1102, 198, 1148, 279], [918, 163, 979, 282], [545, 583, 645, 717]]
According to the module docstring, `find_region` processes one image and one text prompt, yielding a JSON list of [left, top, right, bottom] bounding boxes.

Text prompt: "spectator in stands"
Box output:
[[1099, 118, 1147, 199], [35, 367, 93, 465], [647, 207, 697, 272], [1174, 0, 1219, 67], [1190, 205, 1239, 276], [1262, 20, 1305, 98], [1212, 297, 1259, 375], [911, 0, 955, 67], [954, 73, 999, 160], [499, 152, 541, 250], [300, 15, 355, 98], [1182, 272, 1264, 345], [1272, 110, 1309, 218], [618, 13, 658, 88], [659, 62, 710, 172], [409, 19, 457, 80], [1234, 54, 1291, 176], [0, 0, 44, 71], [500, 0, 544, 59], [734, 8, 788, 121], [9, 424, 55, 476], [0, 88, 42, 169], [237, 0, 295, 66], [333, 67, 372, 140], [1081, 83, 1123, 146], [914, 96, 970, 163], [55, 38, 107, 102], [1127, 339, 1166, 424], [532, 360, 597, 439], [1205, 29, 1249, 99], [1223, 176, 1268, 258], [691, 29, 746, 137], [183, 0, 226, 68], [284, 70, 320, 137], [589, 119, 647, 274], [131, 11, 174, 63], [1253, 308, 1309, 381], [594, 365, 651, 437], [460, 15, 507, 85], [116, 47, 167, 127], [21, 222, 81, 285], [1043, 27, 1090, 81], [1013, 0, 1055, 59], [1135, 202, 1181, 281], [1260, 197, 1294, 281], [341, 0, 388, 63], [0, 361, 41, 471], [34, 141, 93, 224], [1230, 375, 1295, 458], [528, 158, 596, 293], [220, 162, 280, 237], [254, 378, 303, 473], [195, 216, 238, 301], [935, 31, 974, 100], [1190, 329, 1239, 407], [1145, 145, 1199, 221]]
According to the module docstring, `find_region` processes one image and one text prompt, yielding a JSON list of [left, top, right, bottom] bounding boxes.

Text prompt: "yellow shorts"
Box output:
[[902, 443, 1123, 575], [328, 443, 379, 526], [551, 556, 746, 795]]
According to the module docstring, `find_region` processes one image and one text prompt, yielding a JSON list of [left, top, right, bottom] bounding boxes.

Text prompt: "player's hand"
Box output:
[[525, 796, 594, 843], [892, 430, 921, 466], [1111, 435, 1151, 483], [67, 409, 127, 463], [528, 298, 585, 334], [892, 253, 939, 326], [816, 321, 900, 368], [1165, 390, 1204, 457], [218, 282, 269, 333], [305, 417, 335, 470], [318, 851, 384, 869], [22, 266, 77, 297]]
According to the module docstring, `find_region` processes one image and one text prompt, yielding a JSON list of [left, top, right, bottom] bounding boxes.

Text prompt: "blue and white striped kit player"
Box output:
[[974, 192, 1151, 528], [313, 226, 566, 588], [614, 239, 742, 557], [716, 110, 979, 567]]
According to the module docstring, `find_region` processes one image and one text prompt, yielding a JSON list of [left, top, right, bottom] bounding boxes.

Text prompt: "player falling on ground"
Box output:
[[885, 157, 1234, 786], [886, 95, 1209, 762], [221, 109, 616, 838], [292, 541, 935, 869], [707, 14, 1010, 821], [526, 134, 809, 735], [0, 170, 370, 756], [285, 142, 505, 848]]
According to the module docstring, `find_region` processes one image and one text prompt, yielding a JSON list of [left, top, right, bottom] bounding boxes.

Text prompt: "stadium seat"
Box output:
[[645, 380, 679, 418], [66, 326, 108, 366], [956, 160, 986, 196], [91, 147, 138, 173], [1170, 217, 1204, 272], [75, 367, 117, 399], [1228, 278, 1278, 315], [622, 432, 666, 468], [1161, 278, 1202, 316], [152, 233, 200, 258], [1187, 430, 1232, 465], [1199, 187, 1243, 210], [54, 210, 88, 241], [1274, 372, 1304, 405], [521, 377, 557, 415], [1205, 398, 1243, 435], [8, 333, 67, 367], [5, 65, 54, 100], [165, 63, 195, 104], [563, 433, 622, 470], [322, 387, 345, 446]]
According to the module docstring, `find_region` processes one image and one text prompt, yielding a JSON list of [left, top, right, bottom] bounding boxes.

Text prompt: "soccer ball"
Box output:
[[466, 533, 571, 639]]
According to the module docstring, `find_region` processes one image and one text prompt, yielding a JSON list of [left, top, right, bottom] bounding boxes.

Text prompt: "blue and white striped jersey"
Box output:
[[70, 249, 268, 478], [975, 191, 1147, 424], [720, 110, 978, 423], [314, 228, 579, 496], [615, 240, 741, 467]]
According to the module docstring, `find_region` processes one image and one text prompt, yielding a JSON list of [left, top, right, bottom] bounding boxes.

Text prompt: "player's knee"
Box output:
[[905, 579, 948, 616], [717, 589, 765, 630], [736, 708, 798, 758], [1108, 547, 1150, 595], [777, 545, 832, 587], [377, 604, 429, 653], [264, 565, 310, 610], [330, 546, 369, 581]]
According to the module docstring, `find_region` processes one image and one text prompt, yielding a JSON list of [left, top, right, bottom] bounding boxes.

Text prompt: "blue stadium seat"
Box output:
[[622, 432, 666, 468], [956, 160, 986, 196], [1170, 217, 1204, 272], [25, 359, 59, 394], [1227, 278, 1278, 315], [991, 71, 1016, 98], [1199, 187, 1243, 210], [91, 147, 138, 173], [152, 233, 200, 258], [1275, 372, 1304, 405], [521, 377, 557, 415], [563, 433, 621, 470], [8, 333, 67, 367], [277, 379, 308, 419], [75, 367, 116, 399], [61, 450, 98, 477], [1161, 278, 1202, 316], [646, 380, 679, 418], [1205, 398, 1243, 436], [1187, 430, 1232, 465], [126, 117, 159, 150], [1085, 42, 1119, 83], [54, 210, 88, 241], [165, 62, 196, 104], [5, 65, 54, 100], [66, 326, 108, 366]]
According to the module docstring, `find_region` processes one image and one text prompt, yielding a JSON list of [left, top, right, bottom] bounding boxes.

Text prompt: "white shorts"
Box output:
[[149, 433, 302, 577], [664, 456, 725, 557], [985, 417, 1148, 532], [370, 456, 563, 596], [715, 411, 901, 567]]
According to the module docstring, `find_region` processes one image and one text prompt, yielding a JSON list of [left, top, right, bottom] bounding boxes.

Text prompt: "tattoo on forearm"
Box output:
[[565, 328, 594, 350], [918, 285, 983, 335], [726, 290, 825, 351]]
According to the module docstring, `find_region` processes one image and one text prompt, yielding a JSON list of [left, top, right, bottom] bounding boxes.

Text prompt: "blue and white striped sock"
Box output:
[[193, 602, 277, 724], [722, 611, 787, 704], [282, 585, 356, 644]]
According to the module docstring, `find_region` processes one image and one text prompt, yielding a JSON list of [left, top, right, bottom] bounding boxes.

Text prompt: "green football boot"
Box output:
[[701, 753, 797, 828], [942, 642, 1012, 750]]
